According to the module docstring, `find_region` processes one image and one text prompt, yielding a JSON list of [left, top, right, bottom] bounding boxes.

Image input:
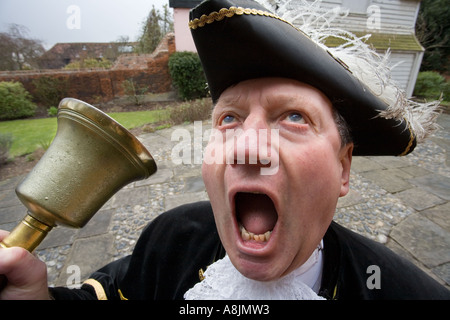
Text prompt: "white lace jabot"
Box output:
[[184, 242, 325, 300]]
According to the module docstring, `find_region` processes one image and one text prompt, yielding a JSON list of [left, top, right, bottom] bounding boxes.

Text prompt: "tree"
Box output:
[[0, 24, 45, 71], [415, 0, 450, 72], [135, 4, 174, 54]]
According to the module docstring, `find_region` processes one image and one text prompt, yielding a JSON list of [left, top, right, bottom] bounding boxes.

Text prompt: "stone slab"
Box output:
[[56, 233, 115, 286], [361, 168, 413, 193], [432, 262, 450, 286], [398, 165, 431, 178], [431, 137, 450, 167], [77, 208, 114, 239], [0, 188, 22, 209], [38, 227, 78, 250], [337, 188, 364, 208], [368, 156, 410, 169], [173, 165, 202, 179], [396, 187, 446, 211], [183, 176, 206, 193], [112, 186, 149, 208], [390, 213, 450, 268], [0, 204, 25, 225], [0, 175, 23, 192], [164, 191, 209, 211], [408, 174, 450, 201], [386, 239, 448, 285], [136, 168, 173, 186], [421, 202, 450, 232], [350, 156, 384, 173], [0, 221, 19, 233]]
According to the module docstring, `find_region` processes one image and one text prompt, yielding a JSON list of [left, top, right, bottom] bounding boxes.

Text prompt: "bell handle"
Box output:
[[0, 215, 52, 292], [0, 214, 53, 252]]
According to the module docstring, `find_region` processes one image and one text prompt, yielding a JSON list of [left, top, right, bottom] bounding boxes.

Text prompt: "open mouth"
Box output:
[[235, 192, 278, 243]]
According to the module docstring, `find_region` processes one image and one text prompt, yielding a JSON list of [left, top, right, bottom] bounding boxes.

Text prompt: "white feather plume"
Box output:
[[257, 0, 441, 142]]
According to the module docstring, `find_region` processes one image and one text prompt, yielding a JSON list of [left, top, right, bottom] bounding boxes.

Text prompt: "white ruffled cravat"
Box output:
[[184, 241, 325, 300]]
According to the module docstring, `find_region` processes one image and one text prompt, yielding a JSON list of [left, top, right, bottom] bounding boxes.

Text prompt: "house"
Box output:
[[169, 0, 203, 52], [305, 0, 424, 97], [38, 42, 135, 69], [169, 0, 424, 97]]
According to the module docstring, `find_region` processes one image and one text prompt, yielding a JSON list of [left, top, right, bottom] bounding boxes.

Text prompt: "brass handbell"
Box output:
[[0, 98, 157, 252]]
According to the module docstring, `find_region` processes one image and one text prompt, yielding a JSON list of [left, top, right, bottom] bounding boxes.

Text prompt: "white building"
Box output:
[[169, 0, 424, 97]]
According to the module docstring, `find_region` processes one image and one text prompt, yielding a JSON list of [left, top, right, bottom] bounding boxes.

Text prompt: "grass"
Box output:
[[0, 117, 57, 157], [0, 109, 170, 157], [108, 109, 169, 129]]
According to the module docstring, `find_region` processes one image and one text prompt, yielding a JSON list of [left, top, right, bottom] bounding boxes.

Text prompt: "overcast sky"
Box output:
[[0, 0, 170, 49]]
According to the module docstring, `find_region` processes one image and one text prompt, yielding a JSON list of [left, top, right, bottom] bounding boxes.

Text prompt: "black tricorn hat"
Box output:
[[189, 0, 439, 156]]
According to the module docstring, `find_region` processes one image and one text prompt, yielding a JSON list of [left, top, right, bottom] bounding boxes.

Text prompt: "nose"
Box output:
[[226, 116, 279, 174]]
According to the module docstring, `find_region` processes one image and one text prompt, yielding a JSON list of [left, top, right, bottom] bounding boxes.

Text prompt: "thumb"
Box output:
[[0, 245, 50, 300]]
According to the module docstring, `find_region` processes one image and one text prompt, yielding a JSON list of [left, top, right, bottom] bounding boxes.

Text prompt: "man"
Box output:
[[0, 0, 448, 300]]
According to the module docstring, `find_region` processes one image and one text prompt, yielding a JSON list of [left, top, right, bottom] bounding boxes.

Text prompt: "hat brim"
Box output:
[[190, 0, 416, 156]]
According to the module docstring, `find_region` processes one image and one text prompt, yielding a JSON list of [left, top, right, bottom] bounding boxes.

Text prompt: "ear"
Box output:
[[339, 143, 353, 197]]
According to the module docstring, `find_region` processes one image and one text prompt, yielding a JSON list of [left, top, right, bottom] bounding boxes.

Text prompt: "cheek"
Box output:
[[202, 161, 236, 250], [201, 155, 229, 220], [281, 142, 342, 220], [288, 142, 341, 185], [202, 161, 222, 200]]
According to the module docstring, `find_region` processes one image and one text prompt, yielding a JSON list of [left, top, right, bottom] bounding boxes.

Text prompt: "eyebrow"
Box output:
[[215, 93, 242, 108]]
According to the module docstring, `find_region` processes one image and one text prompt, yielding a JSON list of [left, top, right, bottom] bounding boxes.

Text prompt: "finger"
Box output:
[[0, 247, 45, 285], [0, 247, 49, 300]]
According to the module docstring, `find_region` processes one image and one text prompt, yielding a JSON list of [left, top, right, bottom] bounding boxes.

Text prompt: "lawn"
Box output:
[[0, 109, 169, 157]]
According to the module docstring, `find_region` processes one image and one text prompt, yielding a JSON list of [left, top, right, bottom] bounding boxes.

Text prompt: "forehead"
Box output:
[[215, 78, 333, 112]]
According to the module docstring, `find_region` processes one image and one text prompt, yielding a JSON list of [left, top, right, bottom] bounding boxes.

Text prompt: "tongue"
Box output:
[[235, 193, 278, 235]]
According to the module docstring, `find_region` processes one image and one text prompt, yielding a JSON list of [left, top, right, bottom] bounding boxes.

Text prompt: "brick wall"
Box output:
[[0, 33, 176, 105]]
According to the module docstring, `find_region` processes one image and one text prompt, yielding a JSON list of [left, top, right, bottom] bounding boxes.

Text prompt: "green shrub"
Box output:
[[0, 81, 36, 120], [47, 106, 58, 117], [122, 79, 149, 105], [169, 98, 212, 124], [413, 71, 449, 101], [442, 81, 450, 102], [0, 133, 13, 164], [64, 58, 112, 69], [168, 51, 208, 101], [32, 76, 69, 107]]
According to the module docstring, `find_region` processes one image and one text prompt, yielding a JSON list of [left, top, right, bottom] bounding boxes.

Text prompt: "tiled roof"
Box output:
[[324, 32, 424, 51]]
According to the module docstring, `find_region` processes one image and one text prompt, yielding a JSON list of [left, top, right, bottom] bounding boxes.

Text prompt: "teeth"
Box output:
[[239, 224, 272, 242]]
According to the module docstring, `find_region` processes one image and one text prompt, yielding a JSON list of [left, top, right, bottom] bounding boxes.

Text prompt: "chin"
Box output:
[[228, 252, 284, 282]]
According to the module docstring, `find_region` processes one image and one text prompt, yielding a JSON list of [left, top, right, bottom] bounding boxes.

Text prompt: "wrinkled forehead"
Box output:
[[213, 78, 333, 113]]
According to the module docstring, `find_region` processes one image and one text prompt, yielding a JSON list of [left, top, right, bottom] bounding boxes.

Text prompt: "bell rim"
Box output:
[[57, 97, 157, 178]]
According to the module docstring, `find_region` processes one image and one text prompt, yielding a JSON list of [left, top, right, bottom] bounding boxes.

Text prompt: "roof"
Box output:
[[324, 32, 424, 52], [38, 42, 135, 69], [169, 0, 202, 8]]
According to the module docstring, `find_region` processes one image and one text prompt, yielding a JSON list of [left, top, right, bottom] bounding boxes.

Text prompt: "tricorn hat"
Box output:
[[189, 0, 440, 156]]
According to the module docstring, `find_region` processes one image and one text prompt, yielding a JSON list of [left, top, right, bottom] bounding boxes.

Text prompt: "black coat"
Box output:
[[50, 201, 449, 300]]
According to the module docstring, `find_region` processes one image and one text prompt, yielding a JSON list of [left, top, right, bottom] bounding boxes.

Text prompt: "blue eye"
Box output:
[[286, 113, 305, 123], [221, 115, 236, 125]]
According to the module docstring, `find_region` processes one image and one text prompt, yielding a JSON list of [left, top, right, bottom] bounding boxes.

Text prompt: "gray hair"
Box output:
[[333, 108, 353, 147]]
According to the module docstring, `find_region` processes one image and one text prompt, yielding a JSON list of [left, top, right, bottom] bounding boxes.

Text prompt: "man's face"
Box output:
[[202, 78, 353, 281]]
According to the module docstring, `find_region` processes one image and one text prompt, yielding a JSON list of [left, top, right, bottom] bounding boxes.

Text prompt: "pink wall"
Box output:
[[173, 8, 197, 52]]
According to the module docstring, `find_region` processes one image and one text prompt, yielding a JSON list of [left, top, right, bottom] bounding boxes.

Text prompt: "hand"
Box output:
[[0, 230, 51, 300]]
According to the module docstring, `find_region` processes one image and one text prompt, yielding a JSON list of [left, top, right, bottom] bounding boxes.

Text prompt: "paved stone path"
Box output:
[[1, 114, 449, 291]]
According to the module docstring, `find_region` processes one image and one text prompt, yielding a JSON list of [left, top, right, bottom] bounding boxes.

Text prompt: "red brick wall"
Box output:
[[0, 33, 175, 105]]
